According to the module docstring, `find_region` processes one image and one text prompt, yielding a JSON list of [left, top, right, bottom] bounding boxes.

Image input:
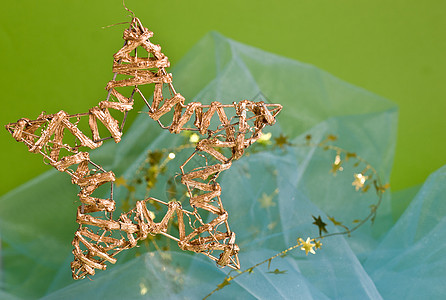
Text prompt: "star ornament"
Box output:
[[114, 176, 127, 187], [274, 134, 289, 148], [312, 215, 328, 236], [314, 239, 323, 249], [352, 173, 368, 191], [298, 237, 316, 255], [267, 268, 287, 275], [217, 277, 233, 290], [258, 192, 276, 209], [331, 154, 343, 174], [328, 215, 342, 226]]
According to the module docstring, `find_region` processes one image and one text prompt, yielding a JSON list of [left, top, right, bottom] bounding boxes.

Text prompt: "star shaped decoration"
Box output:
[[327, 134, 338, 141], [352, 173, 368, 191], [374, 181, 390, 194], [330, 154, 343, 174], [274, 134, 289, 148], [267, 268, 287, 274], [267, 221, 278, 230], [345, 152, 357, 161], [314, 239, 323, 249], [362, 184, 370, 193], [216, 277, 233, 290], [298, 237, 316, 255], [258, 192, 276, 209], [327, 215, 342, 226], [114, 176, 127, 187], [312, 215, 328, 236]]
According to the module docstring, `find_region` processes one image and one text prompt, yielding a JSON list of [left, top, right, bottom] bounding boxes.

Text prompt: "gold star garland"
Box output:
[[204, 134, 390, 299]]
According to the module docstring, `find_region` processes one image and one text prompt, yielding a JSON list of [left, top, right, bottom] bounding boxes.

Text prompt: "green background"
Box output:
[[1, 1, 445, 205]]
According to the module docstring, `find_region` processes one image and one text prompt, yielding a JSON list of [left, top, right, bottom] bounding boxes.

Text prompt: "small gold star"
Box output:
[[298, 237, 316, 255], [328, 215, 342, 226], [258, 192, 276, 208], [267, 268, 287, 274], [139, 282, 148, 295], [314, 239, 323, 249], [114, 176, 127, 187], [345, 152, 357, 161], [327, 134, 337, 141], [331, 154, 343, 174], [267, 221, 278, 230], [274, 134, 289, 148], [312, 215, 328, 236], [217, 277, 232, 290], [374, 181, 390, 194], [362, 184, 370, 193], [352, 173, 368, 191]]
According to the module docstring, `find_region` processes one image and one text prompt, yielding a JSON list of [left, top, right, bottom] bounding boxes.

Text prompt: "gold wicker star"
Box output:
[[5, 16, 283, 280]]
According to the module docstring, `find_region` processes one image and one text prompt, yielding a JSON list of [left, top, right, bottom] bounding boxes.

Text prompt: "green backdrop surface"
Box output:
[[1, 0, 445, 210]]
